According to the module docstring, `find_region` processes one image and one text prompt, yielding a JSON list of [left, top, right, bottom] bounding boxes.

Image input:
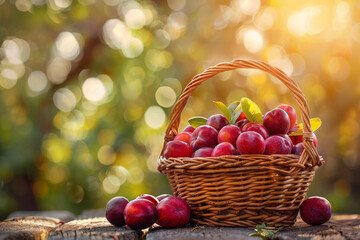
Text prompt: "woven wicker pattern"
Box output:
[[158, 59, 324, 227]]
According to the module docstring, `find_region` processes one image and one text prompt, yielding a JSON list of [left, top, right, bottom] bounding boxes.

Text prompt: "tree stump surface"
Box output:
[[0, 216, 62, 240], [7, 211, 75, 223], [48, 217, 141, 240], [0, 211, 359, 240], [147, 214, 360, 240]]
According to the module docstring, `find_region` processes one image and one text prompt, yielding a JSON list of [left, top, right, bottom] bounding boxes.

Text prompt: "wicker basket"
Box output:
[[158, 59, 324, 228]]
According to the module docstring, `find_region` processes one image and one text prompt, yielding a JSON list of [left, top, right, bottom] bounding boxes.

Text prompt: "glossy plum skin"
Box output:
[[157, 194, 172, 202], [183, 125, 195, 133], [211, 142, 238, 157], [137, 194, 159, 206], [206, 114, 229, 131], [292, 142, 304, 155], [236, 131, 265, 154], [242, 123, 269, 139], [264, 136, 292, 155], [174, 132, 192, 144], [277, 104, 297, 128], [273, 134, 293, 148], [218, 125, 241, 146], [236, 111, 247, 122], [124, 199, 158, 230], [234, 119, 250, 131], [105, 197, 129, 227], [164, 140, 194, 158], [190, 125, 218, 150], [300, 196, 332, 225], [263, 108, 291, 135], [290, 133, 318, 147], [192, 147, 214, 157], [156, 196, 191, 228]]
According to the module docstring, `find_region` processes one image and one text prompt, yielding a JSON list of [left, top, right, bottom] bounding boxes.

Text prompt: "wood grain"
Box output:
[[7, 211, 75, 223], [1, 211, 358, 239], [48, 217, 141, 240], [0, 216, 62, 240], [147, 215, 360, 240]]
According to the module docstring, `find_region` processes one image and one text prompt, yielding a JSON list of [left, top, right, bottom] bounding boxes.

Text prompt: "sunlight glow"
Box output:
[[238, 0, 261, 16], [53, 88, 77, 112], [55, 32, 81, 60], [254, 7, 276, 30], [125, 8, 146, 29], [243, 29, 264, 53], [28, 71, 48, 92], [103, 176, 121, 194], [82, 77, 107, 102], [145, 50, 173, 71], [266, 45, 294, 76], [326, 57, 350, 81], [103, 19, 132, 50], [144, 106, 166, 129], [47, 57, 71, 84], [98, 145, 116, 165], [164, 12, 187, 40], [0, 69, 18, 89], [287, 6, 328, 36], [122, 37, 144, 58], [110, 166, 129, 185], [53, 0, 72, 9], [2, 38, 30, 64], [155, 86, 176, 108]]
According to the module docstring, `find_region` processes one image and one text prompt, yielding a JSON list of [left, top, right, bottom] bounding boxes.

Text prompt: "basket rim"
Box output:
[[158, 154, 324, 175]]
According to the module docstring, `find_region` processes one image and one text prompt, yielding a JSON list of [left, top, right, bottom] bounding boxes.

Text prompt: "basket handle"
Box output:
[[160, 59, 322, 168]]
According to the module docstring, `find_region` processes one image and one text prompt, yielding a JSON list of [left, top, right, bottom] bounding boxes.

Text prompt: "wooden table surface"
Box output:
[[1, 210, 359, 240]]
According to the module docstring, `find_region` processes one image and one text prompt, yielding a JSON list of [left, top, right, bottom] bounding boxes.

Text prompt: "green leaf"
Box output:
[[249, 233, 267, 240], [188, 117, 207, 128], [255, 223, 267, 230], [289, 118, 322, 136], [228, 101, 242, 124], [228, 101, 240, 116], [213, 101, 231, 122], [231, 108, 243, 124], [262, 229, 274, 238], [240, 97, 263, 123]]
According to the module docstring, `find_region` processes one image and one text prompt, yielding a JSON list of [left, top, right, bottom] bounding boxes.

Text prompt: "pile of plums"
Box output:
[[105, 194, 191, 230], [164, 104, 318, 158]]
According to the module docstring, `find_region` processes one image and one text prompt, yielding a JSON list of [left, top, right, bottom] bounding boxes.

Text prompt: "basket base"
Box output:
[[159, 154, 319, 228], [190, 209, 298, 228]]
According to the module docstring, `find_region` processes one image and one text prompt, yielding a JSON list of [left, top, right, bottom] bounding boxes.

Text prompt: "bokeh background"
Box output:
[[1, 0, 359, 220]]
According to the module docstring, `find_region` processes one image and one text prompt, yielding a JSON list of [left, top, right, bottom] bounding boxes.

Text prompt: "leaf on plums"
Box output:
[[231, 108, 243, 124], [188, 117, 208, 128], [289, 118, 322, 136], [228, 101, 243, 124], [240, 97, 263, 124], [228, 100, 240, 116], [213, 101, 231, 122]]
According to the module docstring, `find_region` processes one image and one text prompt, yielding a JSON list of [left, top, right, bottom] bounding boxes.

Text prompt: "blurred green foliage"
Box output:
[[0, 0, 359, 220]]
